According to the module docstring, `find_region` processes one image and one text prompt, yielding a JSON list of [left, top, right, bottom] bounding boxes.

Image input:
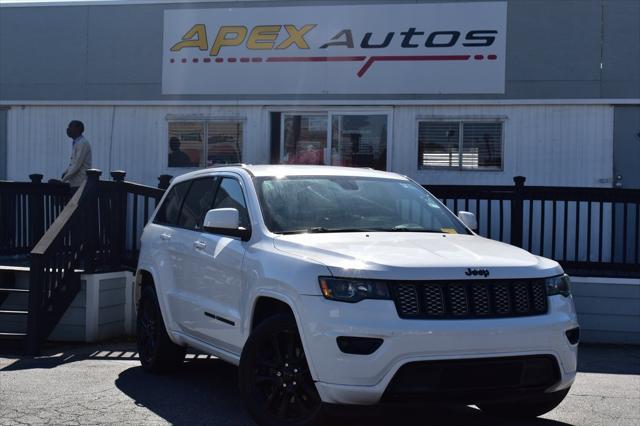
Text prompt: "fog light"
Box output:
[[565, 327, 580, 345], [336, 336, 383, 355]]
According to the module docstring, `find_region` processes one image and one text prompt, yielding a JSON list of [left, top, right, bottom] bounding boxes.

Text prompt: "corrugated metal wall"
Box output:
[[6, 106, 266, 186], [7, 104, 613, 187], [393, 104, 614, 187]]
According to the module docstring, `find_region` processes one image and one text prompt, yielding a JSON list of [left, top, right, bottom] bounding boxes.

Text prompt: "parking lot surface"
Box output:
[[1, 342, 638, 425]]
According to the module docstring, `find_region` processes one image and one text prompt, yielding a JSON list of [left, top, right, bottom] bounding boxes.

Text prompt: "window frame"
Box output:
[[417, 118, 505, 172], [166, 117, 246, 170]]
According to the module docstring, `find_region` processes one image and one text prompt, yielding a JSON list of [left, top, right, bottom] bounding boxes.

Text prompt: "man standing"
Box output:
[[61, 120, 92, 188]]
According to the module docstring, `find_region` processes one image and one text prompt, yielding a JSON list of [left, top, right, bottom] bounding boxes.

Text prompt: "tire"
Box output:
[[136, 285, 186, 373], [478, 387, 571, 418], [239, 313, 327, 426]]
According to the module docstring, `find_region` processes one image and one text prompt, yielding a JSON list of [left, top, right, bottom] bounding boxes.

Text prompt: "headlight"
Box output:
[[546, 274, 571, 297], [319, 277, 391, 303]]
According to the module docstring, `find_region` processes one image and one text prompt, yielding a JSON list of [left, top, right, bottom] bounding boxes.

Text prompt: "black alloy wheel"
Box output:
[[136, 285, 186, 373], [239, 314, 325, 426]]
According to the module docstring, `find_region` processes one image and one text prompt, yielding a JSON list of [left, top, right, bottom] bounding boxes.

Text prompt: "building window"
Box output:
[[418, 120, 503, 170], [168, 120, 243, 168], [279, 113, 388, 170]]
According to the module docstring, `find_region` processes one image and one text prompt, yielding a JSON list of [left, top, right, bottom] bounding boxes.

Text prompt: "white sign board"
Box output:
[[162, 2, 507, 95]]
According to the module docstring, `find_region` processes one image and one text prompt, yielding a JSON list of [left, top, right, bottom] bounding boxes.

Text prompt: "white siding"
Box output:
[[7, 104, 613, 188], [392, 104, 614, 187], [7, 105, 267, 186]]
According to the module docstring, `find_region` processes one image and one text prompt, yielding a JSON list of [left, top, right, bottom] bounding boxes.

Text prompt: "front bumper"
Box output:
[[298, 294, 578, 405]]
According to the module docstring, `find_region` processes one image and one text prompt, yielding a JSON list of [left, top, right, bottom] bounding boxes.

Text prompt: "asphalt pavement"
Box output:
[[0, 342, 638, 425]]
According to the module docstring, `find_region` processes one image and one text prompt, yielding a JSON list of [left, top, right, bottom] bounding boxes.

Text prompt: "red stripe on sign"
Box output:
[[228, 58, 237, 63], [215, 58, 224, 63], [357, 55, 471, 77], [474, 55, 484, 60], [266, 56, 366, 63], [192, 58, 199, 63], [488, 54, 497, 60], [240, 57, 250, 63], [203, 58, 211, 63], [251, 57, 263, 63]]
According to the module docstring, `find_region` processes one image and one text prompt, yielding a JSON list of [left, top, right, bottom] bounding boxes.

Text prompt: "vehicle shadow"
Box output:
[[114, 359, 573, 426]]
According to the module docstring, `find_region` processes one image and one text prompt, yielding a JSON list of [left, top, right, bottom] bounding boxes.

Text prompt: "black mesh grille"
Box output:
[[391, 280, 548, 319]]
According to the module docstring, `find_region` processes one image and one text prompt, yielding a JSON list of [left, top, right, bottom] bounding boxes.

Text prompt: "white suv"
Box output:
[[135, 165, 579, 425]]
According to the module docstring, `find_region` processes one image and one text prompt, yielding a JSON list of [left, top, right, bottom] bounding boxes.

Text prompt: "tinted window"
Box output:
[[177, 178, 218, 230], [213, 178, 250, 229], [154, 181, 191, 225]]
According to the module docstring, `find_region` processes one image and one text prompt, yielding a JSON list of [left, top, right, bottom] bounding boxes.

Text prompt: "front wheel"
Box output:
[[239, 314, 325, 426], [478, 387, 571, 418]]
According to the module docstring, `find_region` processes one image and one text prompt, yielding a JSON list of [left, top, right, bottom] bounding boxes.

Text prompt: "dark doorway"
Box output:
[[613, 106, 640, 189]]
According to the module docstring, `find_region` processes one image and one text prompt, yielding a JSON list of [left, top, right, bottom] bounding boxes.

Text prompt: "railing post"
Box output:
[[110, 170, 127, 270], [511, 176, 526, 247], [84, 169, 102, 273], [25, 254, 43, 355], [158, 174, 172, 191], [28, 173, 45, 248]]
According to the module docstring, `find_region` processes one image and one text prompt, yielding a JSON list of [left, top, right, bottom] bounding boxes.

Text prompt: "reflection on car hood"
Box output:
[[273, 232, 562, 280]]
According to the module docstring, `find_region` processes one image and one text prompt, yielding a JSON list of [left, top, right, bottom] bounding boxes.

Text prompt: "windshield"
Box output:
[[255, 176, 469, 235]]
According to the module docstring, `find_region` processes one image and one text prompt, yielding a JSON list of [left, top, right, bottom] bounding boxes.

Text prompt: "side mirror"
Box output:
[[203, 208, 251, 241], [458, 211, 478, 231]]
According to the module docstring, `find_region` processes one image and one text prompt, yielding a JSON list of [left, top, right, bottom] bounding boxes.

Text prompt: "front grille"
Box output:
[[390, 279, 547, 319]]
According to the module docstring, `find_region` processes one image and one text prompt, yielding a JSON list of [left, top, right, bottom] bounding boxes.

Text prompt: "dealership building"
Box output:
[[0, 0, 639, 346], [0, 0, 638, 189]]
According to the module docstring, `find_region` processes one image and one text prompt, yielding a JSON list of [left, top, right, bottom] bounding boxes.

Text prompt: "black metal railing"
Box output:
[[427, 177, 640, 277], [94, 171, 167, 271], [0, 174, 71, 256]]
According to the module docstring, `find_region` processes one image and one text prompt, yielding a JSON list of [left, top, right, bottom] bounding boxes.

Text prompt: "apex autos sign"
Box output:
[[162, 2, 507, 95]]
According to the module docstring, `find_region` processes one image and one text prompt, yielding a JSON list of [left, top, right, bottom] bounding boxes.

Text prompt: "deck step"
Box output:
[[0, 288, 29, 293], [0, 309, 28, 315], [0, 332, 27, 338]]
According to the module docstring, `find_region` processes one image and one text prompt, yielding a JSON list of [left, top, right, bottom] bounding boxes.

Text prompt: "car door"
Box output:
[[149, 180, 192, 330], [189, 175, 250, 353], [171, 176, 219, 335]]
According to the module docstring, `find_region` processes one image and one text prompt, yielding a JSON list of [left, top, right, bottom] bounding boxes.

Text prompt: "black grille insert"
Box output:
[[390, 279, 547, 319], [383, 355, 560, 402]]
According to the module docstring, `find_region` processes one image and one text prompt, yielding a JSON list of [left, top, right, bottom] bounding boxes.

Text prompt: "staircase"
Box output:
[[0, 264, 30, 352], [0, 170, 166, 355]]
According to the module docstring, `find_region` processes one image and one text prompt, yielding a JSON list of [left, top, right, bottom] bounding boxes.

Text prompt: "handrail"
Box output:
[[26, 170, 101, 354]]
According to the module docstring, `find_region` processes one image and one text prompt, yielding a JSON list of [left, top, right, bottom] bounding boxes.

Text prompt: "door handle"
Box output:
[[193, 240, 207, 250], [160, 233, 172, 241]]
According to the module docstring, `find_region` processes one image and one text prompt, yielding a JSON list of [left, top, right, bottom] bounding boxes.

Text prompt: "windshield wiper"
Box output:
[[278, 227, 378, 234], [386, 226, 443, 233]]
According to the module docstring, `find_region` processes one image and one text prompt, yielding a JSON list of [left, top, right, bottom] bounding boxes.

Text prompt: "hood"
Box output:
[[273, 232, 562, 280]]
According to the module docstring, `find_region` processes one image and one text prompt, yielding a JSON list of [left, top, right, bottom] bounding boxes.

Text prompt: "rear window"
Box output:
[[154, 181, 191, 225]]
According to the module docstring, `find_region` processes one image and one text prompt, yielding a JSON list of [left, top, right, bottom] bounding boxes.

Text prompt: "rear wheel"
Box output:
[[478, 388, 571, 418], [137, 285, 186, 373], [239, 314, 325, 426]]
